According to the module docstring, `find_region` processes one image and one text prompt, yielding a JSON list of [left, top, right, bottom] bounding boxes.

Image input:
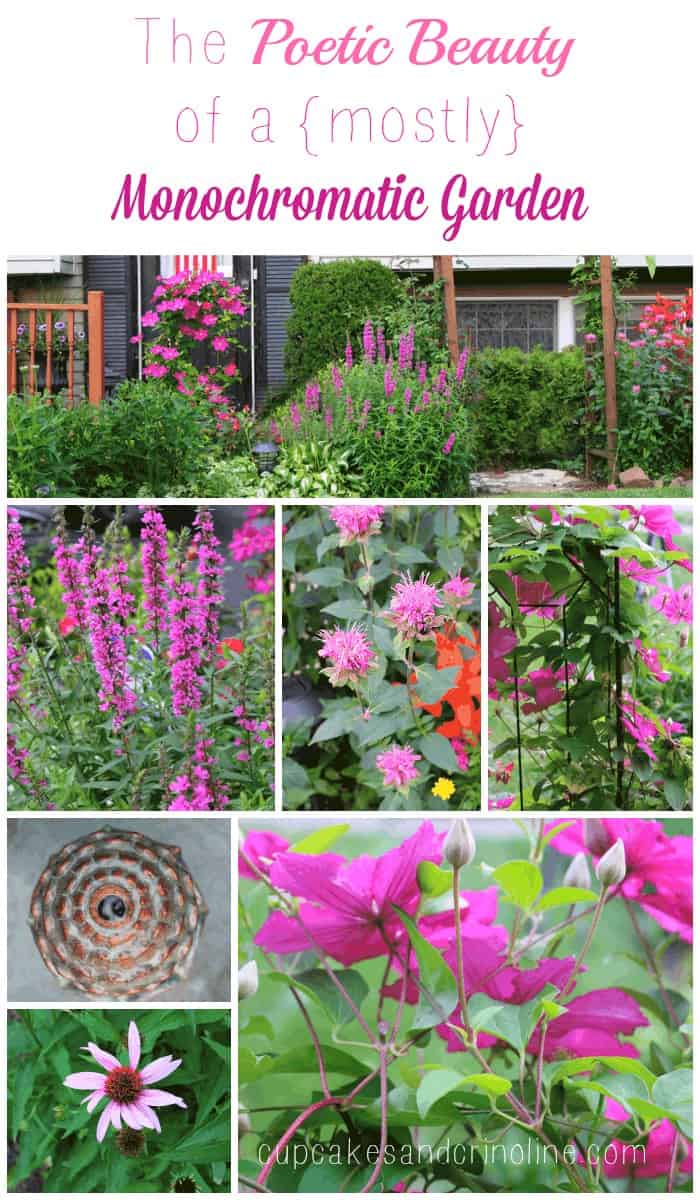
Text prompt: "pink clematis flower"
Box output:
[[488, 602, 518, 696], [548, 819, 692, 943], [434, 940, 648, 1059], [511, 574, 566, 619], [595, 1100, 693, 1179], [254, 822, 445, 965], [239, 830, 290, 880], [63, 1020, 186, 1142]]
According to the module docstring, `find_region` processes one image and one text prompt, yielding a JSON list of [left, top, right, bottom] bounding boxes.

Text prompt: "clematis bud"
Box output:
[[444, 818, 476, 869], [595, 838, 626, 888], [238, 960, 259, 999], [238, 1108, 252, 1137], [584, 819, 610, 857], [563, 852, 591, 891]]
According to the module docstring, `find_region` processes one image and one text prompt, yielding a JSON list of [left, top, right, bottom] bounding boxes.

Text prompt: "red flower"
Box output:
[[216, 636, 244, 669], [59, 615, 78, 636]]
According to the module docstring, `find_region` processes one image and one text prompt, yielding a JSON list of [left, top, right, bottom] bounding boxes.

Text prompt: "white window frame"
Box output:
[[456, 295, 567, 351]]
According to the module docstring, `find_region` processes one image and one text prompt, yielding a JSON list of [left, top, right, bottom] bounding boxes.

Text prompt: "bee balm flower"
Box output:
[[385, 572, 443, 638], [375, 744, 421, 790], [63, 1020, 186, 1142], [317, 625, 376, 687]]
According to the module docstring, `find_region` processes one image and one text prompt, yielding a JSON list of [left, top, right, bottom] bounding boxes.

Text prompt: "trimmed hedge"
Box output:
[[283, 259, 404, 392], [469, 347, 586, 468]]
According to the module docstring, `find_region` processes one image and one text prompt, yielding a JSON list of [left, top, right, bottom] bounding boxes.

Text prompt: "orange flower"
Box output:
[[413, 624, 481, 744]]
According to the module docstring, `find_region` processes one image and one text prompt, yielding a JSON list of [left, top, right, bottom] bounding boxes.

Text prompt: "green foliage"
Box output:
[[8, 383, 216, 497], [9, 508, 274, 811], [470, 347, 585, 469], [7, 1009, 230, 1193], [283, 505, 481, 811], [284, 258, 404, 391], [488, 504, 692, 811], [239, 818, 693, 1194]]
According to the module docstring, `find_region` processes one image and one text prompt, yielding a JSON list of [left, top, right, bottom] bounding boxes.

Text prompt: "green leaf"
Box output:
[[492, 860, 543, 910], [321, 598, 367, 621], [292, 824, 349, 854], [169, 1117, 231, 1164], [417, 732, 459, 774], [295, 967, 369, 1027], [417, 860, 453, 899], [416, 1068, 465, 1118], [652, 1068, 692, 1136], [462, 1073, 512, 1098], [549, 1056, 657, 1091], [468, 993, 544, 1055], [535, 886, 598, 912], [391, 907, 458, 1031], [310, 711, 358, 745], [11, 1061, 35, 1140], [413, 665, 459, 706], [303, 566, 347, 587], [664, 779, 688, 810]]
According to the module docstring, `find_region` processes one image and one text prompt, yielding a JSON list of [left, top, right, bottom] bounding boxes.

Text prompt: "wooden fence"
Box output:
[[7, 290, 105, 404]]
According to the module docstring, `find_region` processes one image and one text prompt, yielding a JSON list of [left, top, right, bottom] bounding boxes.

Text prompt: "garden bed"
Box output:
[[8, 505, 274, 811]]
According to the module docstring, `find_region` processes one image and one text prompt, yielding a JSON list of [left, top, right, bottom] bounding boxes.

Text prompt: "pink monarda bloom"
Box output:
[[63, 1020, 186, 1142], [386, 572, 443, 638], [317, 624, 376, 687], [329, 504, 385, 545], [442, 572, 475, 606], [375, 743, 421, 790]]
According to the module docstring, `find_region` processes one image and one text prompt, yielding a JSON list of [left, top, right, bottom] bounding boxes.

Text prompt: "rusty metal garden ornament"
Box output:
[[29, 827, 207, 998]]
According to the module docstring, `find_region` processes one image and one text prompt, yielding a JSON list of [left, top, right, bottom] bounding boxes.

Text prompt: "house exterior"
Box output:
[[7, 254, 692, 401], [316, 255, 693, 352], [7, 254, 304, 407]]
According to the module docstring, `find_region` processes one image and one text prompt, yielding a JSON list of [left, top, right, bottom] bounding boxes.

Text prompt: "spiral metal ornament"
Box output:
[[29, 827, 208, 998]]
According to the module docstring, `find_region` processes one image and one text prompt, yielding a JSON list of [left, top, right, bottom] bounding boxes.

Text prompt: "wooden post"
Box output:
[[599, 256, 617, 481], [433, 256, 459, 365], [87, 290, 105, 405], [7, 308, 18, 395]]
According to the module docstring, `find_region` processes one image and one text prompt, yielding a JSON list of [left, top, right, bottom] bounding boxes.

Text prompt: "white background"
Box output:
[[2, 0, 697, 253]]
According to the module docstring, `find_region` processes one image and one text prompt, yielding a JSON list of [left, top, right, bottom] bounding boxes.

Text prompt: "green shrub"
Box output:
[[8, 383, 216, 497], [470, 346, 585, 469], [274, 323, 474, 498], [284, 259, 404, 391]]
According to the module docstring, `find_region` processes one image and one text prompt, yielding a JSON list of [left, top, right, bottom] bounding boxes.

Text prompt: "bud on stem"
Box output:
[[444, 818, 476, 869], [595, 838, 626, 888], [563, 852, 591, 891], [238, 960, 259, 999]]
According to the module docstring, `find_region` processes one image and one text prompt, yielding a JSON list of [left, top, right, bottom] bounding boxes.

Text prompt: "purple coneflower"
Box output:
[[63, 1020, 186, 1143]]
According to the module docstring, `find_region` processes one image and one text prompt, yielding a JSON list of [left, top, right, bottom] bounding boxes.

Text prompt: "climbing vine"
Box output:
[[488, 504, 692, 811]]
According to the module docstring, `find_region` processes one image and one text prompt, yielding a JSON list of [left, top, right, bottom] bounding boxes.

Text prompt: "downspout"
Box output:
[[249, 254, 256, 415], [136, 255, 143, 380]]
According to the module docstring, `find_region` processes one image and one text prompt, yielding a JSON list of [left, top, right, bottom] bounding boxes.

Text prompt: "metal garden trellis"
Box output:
[[489, 547, 630, 812]]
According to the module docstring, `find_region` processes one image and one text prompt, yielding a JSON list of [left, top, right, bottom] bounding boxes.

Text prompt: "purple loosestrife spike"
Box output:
[[167, 556, 202, 717], [192, 508, 224, 667], [140, 507, 169, 649]]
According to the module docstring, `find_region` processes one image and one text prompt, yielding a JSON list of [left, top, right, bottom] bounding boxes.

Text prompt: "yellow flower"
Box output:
[[431, 776, 455, 801]]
